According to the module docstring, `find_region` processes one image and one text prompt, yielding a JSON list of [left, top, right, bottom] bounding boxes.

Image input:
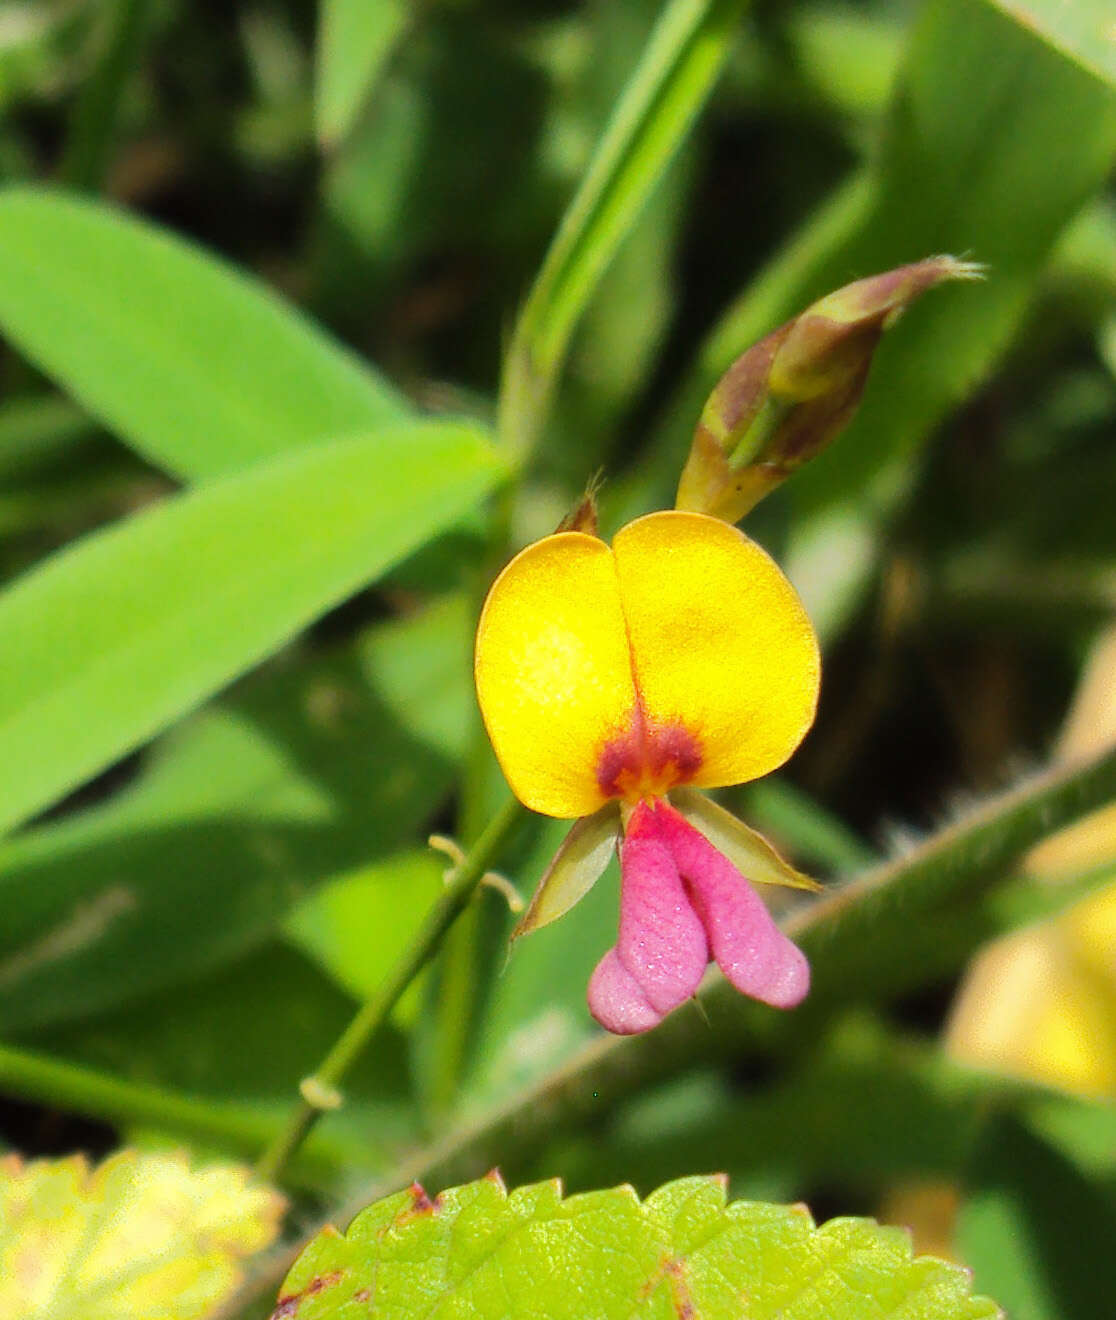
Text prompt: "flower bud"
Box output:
[[676, 256, 984, 523]]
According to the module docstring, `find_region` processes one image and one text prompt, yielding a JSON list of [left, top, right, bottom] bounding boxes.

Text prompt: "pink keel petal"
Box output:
[[614, 801, 709, 1016], [657, 802, 809, 1009], [587, 949, 664, 1034]]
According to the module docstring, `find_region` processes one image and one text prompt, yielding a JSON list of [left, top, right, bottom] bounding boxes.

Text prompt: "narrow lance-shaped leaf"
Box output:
[[985, 0, 1116, 87], [270, 1173, 1000, 1319], [0, 422, 502, 836], [315, 0, 409, 148], [499, 0, 748, 452], [0, 597, 473, 1032], [0, 188, 410, 480]]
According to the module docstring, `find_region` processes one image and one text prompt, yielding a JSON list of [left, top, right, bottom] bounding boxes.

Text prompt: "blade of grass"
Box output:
[[985, 0, 1116, 87], [498, 0, 749, 456], [315, 0, 409, 149]]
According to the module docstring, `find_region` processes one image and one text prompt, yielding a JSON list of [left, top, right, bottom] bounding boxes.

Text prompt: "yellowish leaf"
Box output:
[[0, 1148, 284, 1320]]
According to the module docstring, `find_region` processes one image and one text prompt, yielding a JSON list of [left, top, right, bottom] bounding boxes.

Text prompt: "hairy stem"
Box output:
[[220, 742, 1116, 1312]]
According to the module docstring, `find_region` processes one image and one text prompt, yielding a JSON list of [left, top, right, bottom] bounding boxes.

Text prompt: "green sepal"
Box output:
[[511, 802, 621, 940], [670, 786, 822, 891]]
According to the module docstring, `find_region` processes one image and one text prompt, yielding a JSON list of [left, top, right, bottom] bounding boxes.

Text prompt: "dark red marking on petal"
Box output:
[[596, 707, 702, 801], [353, 1288, 372, 1303]]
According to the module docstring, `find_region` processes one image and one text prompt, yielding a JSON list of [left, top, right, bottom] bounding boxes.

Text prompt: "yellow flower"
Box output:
[[475, 510, 821, 1034]]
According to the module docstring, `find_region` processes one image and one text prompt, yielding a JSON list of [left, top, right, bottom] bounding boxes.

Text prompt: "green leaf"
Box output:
[[0, 1148, 284, 1320], [0, 595, 473, 1030], [671, 787, 821, 891], [958, 1113, 1116, 1320], [500, 0, 748, 451], [315, 0, 408, 148], [274, 1173, 1000, 1319], [284, 850, 445, 1023], [0, 188, 409, 479], [0, 422, 500, 838], [986, 0, 1116, 87]]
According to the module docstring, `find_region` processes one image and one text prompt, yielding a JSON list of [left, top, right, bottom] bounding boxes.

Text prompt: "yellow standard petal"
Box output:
[[475, 532, 636, 817], [612, 511, 820, 788]]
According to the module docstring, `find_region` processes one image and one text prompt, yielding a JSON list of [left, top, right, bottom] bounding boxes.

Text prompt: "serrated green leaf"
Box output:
[[273, 1173, 1000, 1319], [0, 188, 409, 479], [0, 423, 500, 837], [0, 1148, 284, 1320]]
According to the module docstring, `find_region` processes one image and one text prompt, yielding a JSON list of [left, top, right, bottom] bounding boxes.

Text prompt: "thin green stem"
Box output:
[[0, 1038, 373, 1181], [0, 1039, 268, 1155], [60, 0, 152, 192], [255, 795, 524, 1184]]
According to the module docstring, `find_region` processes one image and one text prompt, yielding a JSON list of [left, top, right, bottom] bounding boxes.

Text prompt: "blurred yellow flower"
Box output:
[[947, 627, 1116, 1096]]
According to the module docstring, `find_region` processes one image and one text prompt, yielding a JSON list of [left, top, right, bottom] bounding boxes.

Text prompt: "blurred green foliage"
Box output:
[[0, 0, 1114, 1315]]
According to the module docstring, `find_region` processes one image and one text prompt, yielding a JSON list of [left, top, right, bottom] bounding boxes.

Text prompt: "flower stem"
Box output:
[[255, 796, 524, 1184], [0, 1037, 269, 1150]]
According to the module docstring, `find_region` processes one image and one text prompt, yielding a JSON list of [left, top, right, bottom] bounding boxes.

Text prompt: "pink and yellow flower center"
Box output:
[[595, 709, 702, 803]]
